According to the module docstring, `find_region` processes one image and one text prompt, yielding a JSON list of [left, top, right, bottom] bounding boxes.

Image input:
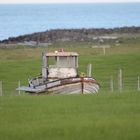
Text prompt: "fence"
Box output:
[[98, 72, 140, 93], [0, 69, 140, 96], [0, 81, 2, 96], [0, 80, 26, 96]]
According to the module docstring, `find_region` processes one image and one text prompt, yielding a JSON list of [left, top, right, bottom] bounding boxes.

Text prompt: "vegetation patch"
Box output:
[[0, 93, 140, 140]]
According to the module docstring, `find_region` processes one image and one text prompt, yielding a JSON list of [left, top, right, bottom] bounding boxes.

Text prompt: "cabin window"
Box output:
[[57, 56, 68, 67], [48, 57, 57, 68], [69, 56, 76, 67], [48, 56, 78, 68]]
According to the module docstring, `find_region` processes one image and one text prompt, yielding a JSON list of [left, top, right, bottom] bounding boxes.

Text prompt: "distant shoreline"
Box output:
[[1, 26, 140, 44]]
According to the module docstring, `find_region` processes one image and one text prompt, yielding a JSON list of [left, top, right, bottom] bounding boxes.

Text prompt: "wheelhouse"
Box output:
[[42, 50, 79, 79]]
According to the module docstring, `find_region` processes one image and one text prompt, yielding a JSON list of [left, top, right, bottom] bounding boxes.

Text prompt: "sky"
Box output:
[[0, 0, 140, 4]]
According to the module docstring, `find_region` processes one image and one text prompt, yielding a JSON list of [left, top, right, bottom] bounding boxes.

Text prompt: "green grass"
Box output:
[[0, 93, 140, 140], [0, 37, 140, 140]]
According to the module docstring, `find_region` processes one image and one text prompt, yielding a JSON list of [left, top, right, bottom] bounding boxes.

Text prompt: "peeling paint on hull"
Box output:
[[17, 77, 99, 95]]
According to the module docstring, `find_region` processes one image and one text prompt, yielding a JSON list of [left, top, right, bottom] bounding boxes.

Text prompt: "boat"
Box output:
[[17, 49, 100, 94]]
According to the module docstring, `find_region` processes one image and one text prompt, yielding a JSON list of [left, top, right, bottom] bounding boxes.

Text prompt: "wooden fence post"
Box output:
[[138, 76, 140, 91], [87, 64, 92, 77], [18, 80, 21, 95], [103, 46, 106, 55], [118, 68, 122, 93], [110, 76, 114, 92], [0, 81, 2, 96]]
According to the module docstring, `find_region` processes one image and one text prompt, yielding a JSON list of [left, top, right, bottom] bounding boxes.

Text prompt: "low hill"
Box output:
[[1, 26, 140, 44]]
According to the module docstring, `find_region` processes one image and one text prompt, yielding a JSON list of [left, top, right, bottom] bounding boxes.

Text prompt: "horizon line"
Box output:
[[0, 2, 140, 4]]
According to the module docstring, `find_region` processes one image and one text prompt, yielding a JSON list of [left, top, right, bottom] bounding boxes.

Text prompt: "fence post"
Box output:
[[18, 80, 21, 95], [0, 81, 2, 96], [138, 76, 140, 91], [103, 46, 106, 55], [110, 76, 114, 92], [87, 64, 92, 77], [118, 68, 122, 93]]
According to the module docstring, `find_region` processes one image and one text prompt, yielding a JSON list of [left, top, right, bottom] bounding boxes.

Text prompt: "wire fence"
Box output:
[[98, 75, 140, 92], [0, 81, 26, 96], [0, 71, 140, 96]]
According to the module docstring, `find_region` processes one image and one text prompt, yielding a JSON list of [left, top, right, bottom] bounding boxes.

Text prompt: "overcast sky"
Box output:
[[0, 0, 140, 4]]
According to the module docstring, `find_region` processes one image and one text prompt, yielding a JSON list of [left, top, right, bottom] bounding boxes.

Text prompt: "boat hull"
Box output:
[[47, 82, 99, 95], [17, 77, 99, 94]]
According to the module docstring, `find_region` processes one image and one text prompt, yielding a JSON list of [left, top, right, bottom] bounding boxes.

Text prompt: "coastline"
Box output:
[[1, 26, 140, 44]]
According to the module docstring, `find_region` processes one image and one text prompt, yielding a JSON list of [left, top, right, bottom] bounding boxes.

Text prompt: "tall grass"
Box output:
[[0, 93, 140, 140]]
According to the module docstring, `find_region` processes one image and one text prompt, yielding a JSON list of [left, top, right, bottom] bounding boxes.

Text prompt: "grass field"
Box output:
[[0, 36, 140, 139], [0, 93, 140, 140]]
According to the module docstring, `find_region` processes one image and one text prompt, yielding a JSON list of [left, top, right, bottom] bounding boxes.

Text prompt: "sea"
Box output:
[[0, 3, 140, 40]]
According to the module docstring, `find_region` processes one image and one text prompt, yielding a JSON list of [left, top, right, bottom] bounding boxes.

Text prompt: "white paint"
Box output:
[[48, 68, 77, 78], [47, 81, 61, 88]]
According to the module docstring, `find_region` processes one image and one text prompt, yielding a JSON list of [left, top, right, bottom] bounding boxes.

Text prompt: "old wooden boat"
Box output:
[[17, 50, 99, 94]]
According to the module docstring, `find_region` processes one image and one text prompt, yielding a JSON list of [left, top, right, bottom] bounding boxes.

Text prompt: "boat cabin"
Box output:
[[42, 50, 79, 79]]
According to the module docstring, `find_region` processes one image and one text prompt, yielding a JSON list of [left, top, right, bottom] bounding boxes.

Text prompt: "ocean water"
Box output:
[[0, 3, 140, 40]]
